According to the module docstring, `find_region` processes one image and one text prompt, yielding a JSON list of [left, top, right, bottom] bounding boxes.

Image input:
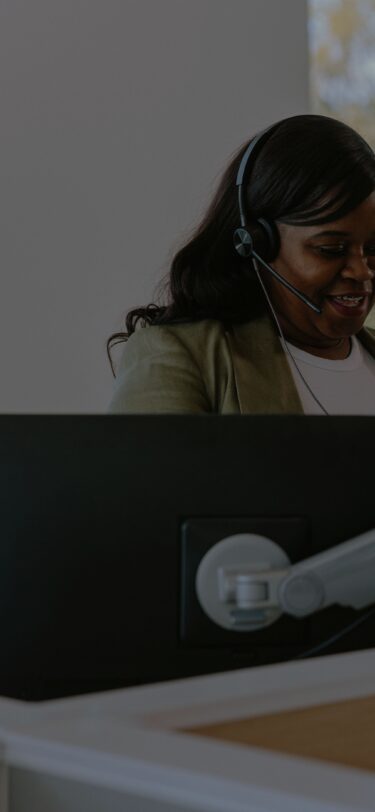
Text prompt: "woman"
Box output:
[[107, 114, 375, 415]]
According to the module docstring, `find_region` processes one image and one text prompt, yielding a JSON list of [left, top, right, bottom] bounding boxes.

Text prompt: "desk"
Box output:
[[0, 649, 375, 811]]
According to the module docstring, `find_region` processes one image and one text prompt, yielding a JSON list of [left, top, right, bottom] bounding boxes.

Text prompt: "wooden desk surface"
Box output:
[[184, 692, 375, 773]]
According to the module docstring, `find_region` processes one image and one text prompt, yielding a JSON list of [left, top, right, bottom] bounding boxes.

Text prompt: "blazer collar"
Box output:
[[358, 324, 375, 356], [226, 315, 375, 415]]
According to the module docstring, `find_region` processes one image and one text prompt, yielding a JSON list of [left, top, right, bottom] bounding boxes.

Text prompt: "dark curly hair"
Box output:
[[107, 114, 375, 376]]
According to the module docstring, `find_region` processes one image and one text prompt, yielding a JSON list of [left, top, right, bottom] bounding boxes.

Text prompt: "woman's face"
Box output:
[[264, 191, 375, 357]]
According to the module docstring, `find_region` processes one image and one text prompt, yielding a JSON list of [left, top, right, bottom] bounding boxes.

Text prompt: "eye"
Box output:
[[316, 245, 347, 257]]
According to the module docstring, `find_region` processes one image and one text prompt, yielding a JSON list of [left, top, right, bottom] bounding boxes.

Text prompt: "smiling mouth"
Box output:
[[325, 294, 370, 316], [329, 294, 366, 307]]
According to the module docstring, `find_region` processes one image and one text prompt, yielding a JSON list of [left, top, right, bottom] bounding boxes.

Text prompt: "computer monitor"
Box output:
[[1, 414, 374, 701]]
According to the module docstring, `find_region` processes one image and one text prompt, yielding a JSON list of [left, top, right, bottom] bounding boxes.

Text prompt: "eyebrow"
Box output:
[[311, 230, 349, 237], [310, 229, 375, 238]]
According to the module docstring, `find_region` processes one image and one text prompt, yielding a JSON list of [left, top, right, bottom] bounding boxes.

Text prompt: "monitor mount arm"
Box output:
[[195, 528, 375, 631]]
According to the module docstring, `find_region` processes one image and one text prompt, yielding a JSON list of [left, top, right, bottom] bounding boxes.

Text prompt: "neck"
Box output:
[[285, 335, 351, 360]]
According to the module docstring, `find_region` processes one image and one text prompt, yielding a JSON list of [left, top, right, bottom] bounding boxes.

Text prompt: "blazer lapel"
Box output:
[[358, 325, 375, 357], [226, 316, 304, 414]]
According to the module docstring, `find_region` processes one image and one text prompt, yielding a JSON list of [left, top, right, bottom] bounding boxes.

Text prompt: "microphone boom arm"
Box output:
[[251, 249, 322, 314]]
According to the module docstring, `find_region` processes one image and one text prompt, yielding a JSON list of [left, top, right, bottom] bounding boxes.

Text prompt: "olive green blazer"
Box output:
[[108, 313, 375, 415]]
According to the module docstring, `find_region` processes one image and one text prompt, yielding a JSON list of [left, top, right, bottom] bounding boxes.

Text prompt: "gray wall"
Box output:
[[0, 0, 309, 413]]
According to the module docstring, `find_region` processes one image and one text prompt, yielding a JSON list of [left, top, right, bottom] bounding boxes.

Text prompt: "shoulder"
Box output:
[[358, 324, 375, 359], [130, 318, 227, 345], [109, 319, 227, 414], [120, 318, 228, 364]]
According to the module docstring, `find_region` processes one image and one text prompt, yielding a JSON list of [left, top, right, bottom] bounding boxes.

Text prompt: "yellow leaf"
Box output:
[[329, 1, 363, 41]]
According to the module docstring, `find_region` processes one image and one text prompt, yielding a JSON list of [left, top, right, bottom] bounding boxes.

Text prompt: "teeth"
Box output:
[[333, 295, 364, 306]]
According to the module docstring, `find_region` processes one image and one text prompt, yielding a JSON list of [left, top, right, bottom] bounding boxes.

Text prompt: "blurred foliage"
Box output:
[[309, 0, 375, 146], [309, 0, 375, 327]]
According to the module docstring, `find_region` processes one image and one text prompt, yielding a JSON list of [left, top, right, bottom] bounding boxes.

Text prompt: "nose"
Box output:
[[341, 250, 375, 285]]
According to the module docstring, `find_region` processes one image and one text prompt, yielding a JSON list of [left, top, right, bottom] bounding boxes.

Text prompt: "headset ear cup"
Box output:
[[233, 220, 280, 263], [233, 228, 254, 258]]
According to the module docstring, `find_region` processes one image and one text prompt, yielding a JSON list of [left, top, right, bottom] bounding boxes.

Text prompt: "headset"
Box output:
[[233, 122, 322, 314]]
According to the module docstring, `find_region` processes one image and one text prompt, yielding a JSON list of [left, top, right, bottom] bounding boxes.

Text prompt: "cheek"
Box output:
[[273, 250, 304, 276], [276, 245, 338, 290]]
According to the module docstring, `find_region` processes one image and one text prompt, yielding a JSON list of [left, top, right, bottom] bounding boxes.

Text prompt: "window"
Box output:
[[309, 0, 375, 146], [309, 0, 375, 327]]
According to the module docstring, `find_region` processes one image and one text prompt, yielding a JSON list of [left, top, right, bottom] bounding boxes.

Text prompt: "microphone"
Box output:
[[251, 249, 322, 315]]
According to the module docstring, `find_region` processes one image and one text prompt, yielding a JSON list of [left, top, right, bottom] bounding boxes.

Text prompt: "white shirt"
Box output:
[[284, 335, 375, 415]]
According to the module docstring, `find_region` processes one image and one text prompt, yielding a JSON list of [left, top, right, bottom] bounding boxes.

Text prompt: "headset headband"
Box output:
[[236, 122, 281, 227]]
